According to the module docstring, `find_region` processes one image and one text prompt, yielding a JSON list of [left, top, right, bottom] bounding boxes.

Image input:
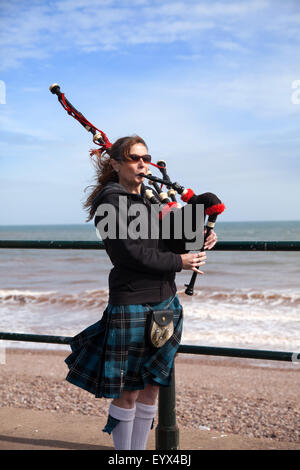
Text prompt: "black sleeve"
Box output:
[[103, 238, 183, 274], [94, 193, 183, 274]]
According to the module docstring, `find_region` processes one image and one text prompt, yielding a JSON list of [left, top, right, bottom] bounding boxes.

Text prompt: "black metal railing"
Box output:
[[0, 240, 300, 250], [0, 331, 296, 362]]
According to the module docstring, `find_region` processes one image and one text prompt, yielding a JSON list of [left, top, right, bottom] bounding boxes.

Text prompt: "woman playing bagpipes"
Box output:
[[64, 135, 218, 450]]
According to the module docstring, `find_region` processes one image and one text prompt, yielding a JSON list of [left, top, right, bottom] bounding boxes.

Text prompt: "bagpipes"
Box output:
[[139, 171, 225, 295], [49, 83, 226, 295]]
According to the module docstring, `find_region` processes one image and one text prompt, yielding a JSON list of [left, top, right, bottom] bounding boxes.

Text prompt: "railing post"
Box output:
[[155, 366, 179, 450]]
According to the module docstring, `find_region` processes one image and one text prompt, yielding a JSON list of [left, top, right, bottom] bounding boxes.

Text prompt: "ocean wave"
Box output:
[[181, 329, 300, 352], [177, 286, 300, 308], [0, 289, 108, 310], [1, 287, 299, 310]]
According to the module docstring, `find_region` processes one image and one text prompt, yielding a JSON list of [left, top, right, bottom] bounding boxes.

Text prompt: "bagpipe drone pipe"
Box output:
[[49, 83, 112, 151], [49, 83, 225, 295]]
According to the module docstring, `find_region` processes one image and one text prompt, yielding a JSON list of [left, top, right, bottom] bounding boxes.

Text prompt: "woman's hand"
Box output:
[[180, 251, 207, 274], [203, 229, 218, 250], [180, 230, 217, 274]]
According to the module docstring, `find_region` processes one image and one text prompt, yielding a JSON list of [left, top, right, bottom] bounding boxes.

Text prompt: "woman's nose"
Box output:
[[138, 159, 146, 168]]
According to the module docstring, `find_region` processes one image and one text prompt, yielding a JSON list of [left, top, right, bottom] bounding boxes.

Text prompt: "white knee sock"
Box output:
[[131, 401, 158, 450], [108, 403, 136, 450]]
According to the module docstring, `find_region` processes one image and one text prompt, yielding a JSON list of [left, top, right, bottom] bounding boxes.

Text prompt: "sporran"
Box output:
[[146, 308, 174, 348]]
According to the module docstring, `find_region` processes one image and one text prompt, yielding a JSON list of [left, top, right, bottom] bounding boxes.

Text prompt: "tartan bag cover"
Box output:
[[64, 295, 183, 398]]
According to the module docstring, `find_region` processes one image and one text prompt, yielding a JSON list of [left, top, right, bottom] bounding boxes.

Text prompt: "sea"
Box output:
[[0, 221, 299, 355]]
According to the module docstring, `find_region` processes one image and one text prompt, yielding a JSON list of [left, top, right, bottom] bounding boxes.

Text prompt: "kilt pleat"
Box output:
[[65, 295, 183, 399]]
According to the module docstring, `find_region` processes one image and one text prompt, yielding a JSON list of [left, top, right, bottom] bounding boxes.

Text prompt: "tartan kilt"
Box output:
[[64, 295, 183, 399]]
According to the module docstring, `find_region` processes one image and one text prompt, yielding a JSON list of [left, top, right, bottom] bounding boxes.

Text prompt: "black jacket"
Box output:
[[93, 182, 183, 305]]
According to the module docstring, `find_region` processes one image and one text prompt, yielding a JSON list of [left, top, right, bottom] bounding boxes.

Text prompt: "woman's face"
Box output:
[[113, 143, 150, 193]]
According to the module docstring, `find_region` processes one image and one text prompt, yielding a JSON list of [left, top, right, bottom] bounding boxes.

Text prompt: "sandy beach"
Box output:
[[0, 347, 299, 450]]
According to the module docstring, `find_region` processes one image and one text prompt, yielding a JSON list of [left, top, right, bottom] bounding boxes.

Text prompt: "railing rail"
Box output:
[[0, 331, 297, 362], [0, 240, 300, 250]]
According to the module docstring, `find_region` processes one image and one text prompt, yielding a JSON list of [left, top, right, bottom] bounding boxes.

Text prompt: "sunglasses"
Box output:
[[128, 154, 152, 163]]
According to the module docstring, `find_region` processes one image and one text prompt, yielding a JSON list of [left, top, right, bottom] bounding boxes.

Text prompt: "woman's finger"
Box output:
[[192, 257, 205, 264], [204, 233, 217, 250], [192, 267, 204, 274], [192, 261, 205, 266], [205, 233, 215, 244]]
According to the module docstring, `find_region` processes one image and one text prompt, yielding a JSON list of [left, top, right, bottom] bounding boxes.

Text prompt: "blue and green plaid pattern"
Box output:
[[65, 295, 183, 398]]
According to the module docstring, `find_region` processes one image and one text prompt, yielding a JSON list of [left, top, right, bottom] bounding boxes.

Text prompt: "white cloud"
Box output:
[[212, 40, 249, 53], [0, 0, 299, 70], [0, 107, 54, 142], [142, 0, 268, 19]]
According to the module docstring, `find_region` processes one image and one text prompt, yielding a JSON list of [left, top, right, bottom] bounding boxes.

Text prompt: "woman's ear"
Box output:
[[110, 159, 120, 173]]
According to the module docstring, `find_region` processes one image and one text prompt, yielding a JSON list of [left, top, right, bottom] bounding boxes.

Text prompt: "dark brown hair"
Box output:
[[83, 135, 148, 221]]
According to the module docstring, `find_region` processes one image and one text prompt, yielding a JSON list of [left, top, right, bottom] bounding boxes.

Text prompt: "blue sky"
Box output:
[[1, 0, 300, 224]]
